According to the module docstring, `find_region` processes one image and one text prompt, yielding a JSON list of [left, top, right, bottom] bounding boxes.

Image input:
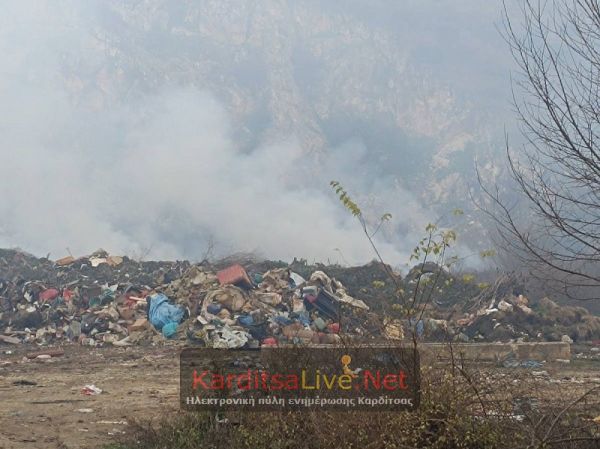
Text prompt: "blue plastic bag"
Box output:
[[148, 293, 184, 331], [237, 315, 254, 327], [162, 321, 178, 338]]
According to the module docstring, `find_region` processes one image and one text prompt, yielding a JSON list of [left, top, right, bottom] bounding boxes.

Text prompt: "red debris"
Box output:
[[305, 294, 317, 304], [39, 288, 60, 303], [62, 289, 75, 301], [217, 264, 253, 289], [262, 337, 278, 347], [328, 323, 340, 334]]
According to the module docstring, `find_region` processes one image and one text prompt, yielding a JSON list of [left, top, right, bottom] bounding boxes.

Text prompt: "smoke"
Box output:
[[0, 82, 431, 264], [0, 1, 475, 266]]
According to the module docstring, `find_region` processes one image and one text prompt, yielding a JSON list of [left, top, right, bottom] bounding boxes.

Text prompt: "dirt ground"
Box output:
[[0, 344, 598, 449], [0, 344, 180, 449]]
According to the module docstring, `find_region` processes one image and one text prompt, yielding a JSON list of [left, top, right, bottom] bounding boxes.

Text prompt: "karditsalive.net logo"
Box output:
[[191, 354, 409, 392], [180, 347, 420, 411]]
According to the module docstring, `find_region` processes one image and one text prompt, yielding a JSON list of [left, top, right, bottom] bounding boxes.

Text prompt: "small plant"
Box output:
[[330, 180, 458, 342]]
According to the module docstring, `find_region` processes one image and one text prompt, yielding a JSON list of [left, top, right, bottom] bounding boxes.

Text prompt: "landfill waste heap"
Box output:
[[0, 249, 599, 348]]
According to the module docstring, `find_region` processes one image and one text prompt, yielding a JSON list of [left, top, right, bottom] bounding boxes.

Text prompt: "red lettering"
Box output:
[[398, 370, 408, 390], [211, 373, 224, 389], [237, 370, 252, 390], [363, 370, 381, 390], [285, 374, 299, 390], [192, 370, 211, 390], [271, 374, 284, 390], [383, 374, 397, 390]]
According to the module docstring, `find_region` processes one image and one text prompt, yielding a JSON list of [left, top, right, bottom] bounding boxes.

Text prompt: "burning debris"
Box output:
[[0, 249, 598, 348], [0, 249, 374, 347]]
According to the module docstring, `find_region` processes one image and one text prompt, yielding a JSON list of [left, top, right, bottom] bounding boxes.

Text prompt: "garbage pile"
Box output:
[[1, 248, 599, 347], [277, 261, 600, 343], [181, 265, 376, 348], [440, 274, 600, 343], [454, 293, 600, 343], [0, 249, 379, 347]]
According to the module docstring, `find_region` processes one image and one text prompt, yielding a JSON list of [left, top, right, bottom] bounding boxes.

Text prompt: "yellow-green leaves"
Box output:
[[479, 249, 496, 258], [462, 273, 475, 283], [330, 181, 362, 217]]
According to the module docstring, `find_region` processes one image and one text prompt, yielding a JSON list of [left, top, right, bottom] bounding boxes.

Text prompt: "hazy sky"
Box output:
[[0, 1, 516, 265]]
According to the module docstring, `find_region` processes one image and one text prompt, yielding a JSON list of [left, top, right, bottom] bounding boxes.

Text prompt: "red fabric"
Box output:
[[262, 337, 278, 347], [39, 288, 60, 303]]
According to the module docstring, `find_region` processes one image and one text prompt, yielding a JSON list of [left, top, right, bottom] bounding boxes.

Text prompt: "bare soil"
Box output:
[[0, 344, 598, 449], [0, 345, 179, 449]]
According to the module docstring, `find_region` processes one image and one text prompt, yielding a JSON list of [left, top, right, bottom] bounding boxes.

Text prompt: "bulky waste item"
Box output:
[[205, 286, 247, 312], [217, 264, 253, 289], [147, 293, 185, 332]]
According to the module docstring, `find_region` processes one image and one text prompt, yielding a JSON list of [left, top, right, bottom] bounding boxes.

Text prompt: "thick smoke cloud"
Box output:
[[0, 1, 480, 265], [1, 77, 432, 263]]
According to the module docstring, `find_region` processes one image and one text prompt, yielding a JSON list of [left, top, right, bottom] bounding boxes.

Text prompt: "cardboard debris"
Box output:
[[0, 335, 21, 345], [129, 318, 149, 332], [55, 256, 76, 266], [0, 249, 598, 349]]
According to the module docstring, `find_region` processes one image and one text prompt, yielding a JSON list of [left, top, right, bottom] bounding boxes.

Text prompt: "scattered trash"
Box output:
[[206, 286, 247, 313], [25, 349, 65, 359], [262, 337, 277, 347], [129, 318, 149, 333], [55, 256, 76, 266], [12, 379, 37, 386], [0, 335, 21, 345], [39, 288, 60, 303], [161, 321, 178, 339], [206, 326, 249, 349], [383, 318, 404, 340], [502, 359, 544, 369], [81, 384, 103, 395]]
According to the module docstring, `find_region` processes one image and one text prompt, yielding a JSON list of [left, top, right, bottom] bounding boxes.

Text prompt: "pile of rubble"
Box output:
[[1, 249, 599, 347], [446, 275, 600, 343], [0, 249, 380, 348], [455, 295, 600, 343]]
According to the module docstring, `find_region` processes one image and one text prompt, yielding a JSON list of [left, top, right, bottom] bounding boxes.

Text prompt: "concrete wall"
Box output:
[[421, 342, 571, 362]]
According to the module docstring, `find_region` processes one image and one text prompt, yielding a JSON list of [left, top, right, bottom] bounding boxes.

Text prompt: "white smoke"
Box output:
[[0, 1, 475, 266], [1, 82, 431, 264]]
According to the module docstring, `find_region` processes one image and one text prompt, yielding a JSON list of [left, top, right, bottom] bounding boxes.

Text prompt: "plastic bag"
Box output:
[[148, 293, 184, 331]]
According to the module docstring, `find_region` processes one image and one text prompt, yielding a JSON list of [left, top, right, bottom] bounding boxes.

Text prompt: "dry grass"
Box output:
[[108, 359, 600, 449]]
